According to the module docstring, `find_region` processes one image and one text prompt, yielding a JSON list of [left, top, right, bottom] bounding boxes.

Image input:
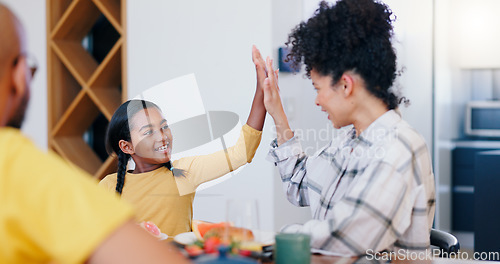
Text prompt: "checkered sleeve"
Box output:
[[266, 136, 310, 207], [282, 160, 415, 255]]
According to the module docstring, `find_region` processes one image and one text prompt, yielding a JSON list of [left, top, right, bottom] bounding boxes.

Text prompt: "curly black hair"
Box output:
[[286, 0, 400, 109]]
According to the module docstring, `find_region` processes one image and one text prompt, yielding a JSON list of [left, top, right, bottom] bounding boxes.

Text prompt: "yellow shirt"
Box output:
[[99, 124, 262, 236], [0, 128, 133, 264]]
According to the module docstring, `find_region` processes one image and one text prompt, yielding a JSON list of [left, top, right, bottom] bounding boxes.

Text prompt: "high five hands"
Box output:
[[252, 45, 293, 145]]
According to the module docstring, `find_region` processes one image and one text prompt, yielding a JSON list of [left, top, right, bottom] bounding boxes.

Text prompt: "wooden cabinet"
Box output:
[[47, 0, 126, 179]]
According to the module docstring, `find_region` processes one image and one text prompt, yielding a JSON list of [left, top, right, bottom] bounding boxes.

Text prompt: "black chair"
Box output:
[[430, 228, 460, 257]]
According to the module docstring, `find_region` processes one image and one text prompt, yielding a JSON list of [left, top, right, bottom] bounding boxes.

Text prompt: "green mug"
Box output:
[[274, 233, 311, 264]]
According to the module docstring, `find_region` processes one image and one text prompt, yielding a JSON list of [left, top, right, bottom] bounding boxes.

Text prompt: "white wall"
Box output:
[[271, 0, 315, 231], [3, 0, 48, 150]]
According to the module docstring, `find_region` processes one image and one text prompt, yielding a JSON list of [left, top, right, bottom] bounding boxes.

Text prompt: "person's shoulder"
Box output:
[[100, 172, 119, 184], [392, 118, 428, 149], [371, 110, 428, 150], [0, 127, 33, 148], [0, 127, 50, 164], [375, 117, 430, 167], [98, 172, 119, 193]]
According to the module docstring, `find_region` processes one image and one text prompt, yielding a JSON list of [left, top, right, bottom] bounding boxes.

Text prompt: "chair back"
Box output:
[[430, 228, 460, 257]]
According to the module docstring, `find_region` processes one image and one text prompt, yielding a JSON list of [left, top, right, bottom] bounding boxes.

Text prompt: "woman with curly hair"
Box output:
[[260, 0, 435, 256]]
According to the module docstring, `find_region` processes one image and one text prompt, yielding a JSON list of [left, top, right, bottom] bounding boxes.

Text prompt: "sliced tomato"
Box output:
[[192, 220, 230, 240], [185, 245, 204, 257], [203, 237, 221, 254]]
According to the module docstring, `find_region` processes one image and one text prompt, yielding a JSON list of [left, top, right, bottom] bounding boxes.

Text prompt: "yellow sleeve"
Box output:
[[174, 124, 262, 195], [0, 129, 133, 264]]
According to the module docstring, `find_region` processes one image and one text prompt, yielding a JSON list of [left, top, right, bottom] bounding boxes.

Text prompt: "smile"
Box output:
[[155, 143, 170, 152]]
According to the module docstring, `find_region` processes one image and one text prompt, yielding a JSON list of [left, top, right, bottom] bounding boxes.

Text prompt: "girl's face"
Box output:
[[127, 107, 173, 170]]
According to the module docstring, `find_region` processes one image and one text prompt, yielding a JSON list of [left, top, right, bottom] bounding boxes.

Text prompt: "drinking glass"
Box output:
[[225, 199, 261, 242]]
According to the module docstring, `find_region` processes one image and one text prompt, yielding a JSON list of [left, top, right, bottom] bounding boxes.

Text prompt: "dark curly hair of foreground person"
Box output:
[[286, 0, 400, 109]]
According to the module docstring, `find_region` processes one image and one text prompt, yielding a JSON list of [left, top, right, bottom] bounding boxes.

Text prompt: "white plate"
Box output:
[[159, 233, 169, 240], [174, 230, 275, 246], [174, 232, 197, 245]]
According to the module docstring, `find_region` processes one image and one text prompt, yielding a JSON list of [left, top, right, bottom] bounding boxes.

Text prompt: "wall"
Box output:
[[434, 0, 457, 233], [271, 0, 316, 231], [3, 0, 47, 150]]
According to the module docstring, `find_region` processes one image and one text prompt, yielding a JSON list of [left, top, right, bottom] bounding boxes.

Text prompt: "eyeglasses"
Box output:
[[12, 52, 38, 78]]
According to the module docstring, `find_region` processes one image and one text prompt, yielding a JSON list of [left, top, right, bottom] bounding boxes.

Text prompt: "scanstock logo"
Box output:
[[132, 74, 245, 193]]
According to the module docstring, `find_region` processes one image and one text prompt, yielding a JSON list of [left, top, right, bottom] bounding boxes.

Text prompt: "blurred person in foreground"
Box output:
[[260, 0, 435, 256], [0, 3, 189, 263]]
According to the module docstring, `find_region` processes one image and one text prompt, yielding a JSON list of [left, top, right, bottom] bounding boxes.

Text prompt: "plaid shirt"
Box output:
[[267, 110, 435, 256]]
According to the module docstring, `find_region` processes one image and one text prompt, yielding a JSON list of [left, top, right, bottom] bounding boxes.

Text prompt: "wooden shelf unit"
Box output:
[[47, 0, 126, 179]]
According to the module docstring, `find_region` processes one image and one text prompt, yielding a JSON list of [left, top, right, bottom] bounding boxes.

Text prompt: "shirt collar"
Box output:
[[355, 110, 401, 146]]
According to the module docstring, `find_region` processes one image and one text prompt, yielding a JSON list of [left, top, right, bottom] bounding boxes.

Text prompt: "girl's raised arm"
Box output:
[[245, 45, 267, 131]]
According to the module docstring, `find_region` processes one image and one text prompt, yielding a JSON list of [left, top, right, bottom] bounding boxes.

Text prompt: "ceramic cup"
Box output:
[[274, 233, 311, 264]]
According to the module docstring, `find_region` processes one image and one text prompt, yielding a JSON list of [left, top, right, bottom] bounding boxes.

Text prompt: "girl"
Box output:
[[99, 47, 268, 237]]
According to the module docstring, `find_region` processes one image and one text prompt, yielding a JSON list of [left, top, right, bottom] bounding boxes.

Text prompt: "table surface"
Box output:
[[260, 254, 499, 264], [170, 241, 499, 263]]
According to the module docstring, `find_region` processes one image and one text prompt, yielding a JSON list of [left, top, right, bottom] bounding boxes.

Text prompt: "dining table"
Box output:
[[170, 242, 499, 264], [259, 254, 498, 264], [168, 236, 499, 264]]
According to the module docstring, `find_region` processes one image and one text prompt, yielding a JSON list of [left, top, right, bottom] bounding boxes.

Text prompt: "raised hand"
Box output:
[[245, 46, 267, 131], [263, 57, 293, 145], [252, 45, 267, 93], [263, 57, 284, 118]]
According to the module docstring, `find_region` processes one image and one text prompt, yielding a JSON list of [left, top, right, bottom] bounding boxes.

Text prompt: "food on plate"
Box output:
[[192, 220, 230, 240], [185, 243, 204, 257], [204, 226, 255, 243], [192, 220, 254, 243], [186, 220, 259, 257], [139, 221, 161, 238]]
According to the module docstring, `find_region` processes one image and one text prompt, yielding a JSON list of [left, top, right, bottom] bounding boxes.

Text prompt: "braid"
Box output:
[[164, 161, 172, 171], [115, 151, 129, 195], [164, 161, 187, 177]]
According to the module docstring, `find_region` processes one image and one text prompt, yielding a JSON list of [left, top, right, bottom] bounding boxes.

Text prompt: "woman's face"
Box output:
[[311, 69, 351, 129], [128, 107, 173, 168]]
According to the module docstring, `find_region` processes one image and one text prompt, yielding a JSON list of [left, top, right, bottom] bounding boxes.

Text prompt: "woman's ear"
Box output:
[[340, 73, 354, 97], [119, 139, 134, 155]]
